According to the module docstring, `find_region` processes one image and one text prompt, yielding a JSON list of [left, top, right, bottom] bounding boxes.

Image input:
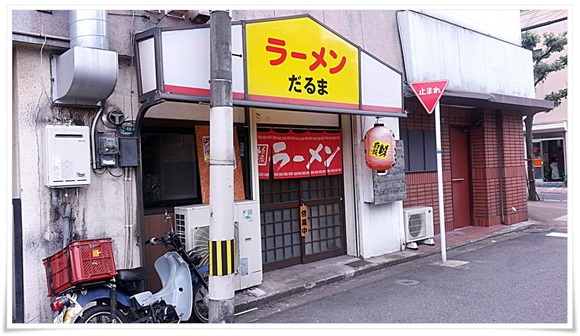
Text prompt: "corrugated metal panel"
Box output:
[[397, 10, 535, 98]]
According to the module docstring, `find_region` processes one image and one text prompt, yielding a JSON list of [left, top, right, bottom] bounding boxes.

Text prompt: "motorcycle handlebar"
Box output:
[[145, 232, 183, 250]]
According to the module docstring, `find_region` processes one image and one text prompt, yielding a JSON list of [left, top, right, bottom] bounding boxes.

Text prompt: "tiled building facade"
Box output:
[[402, 100, 529, 234]]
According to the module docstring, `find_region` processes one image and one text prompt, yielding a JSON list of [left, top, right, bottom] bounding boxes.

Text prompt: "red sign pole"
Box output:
[[410, 80, 448, 263]]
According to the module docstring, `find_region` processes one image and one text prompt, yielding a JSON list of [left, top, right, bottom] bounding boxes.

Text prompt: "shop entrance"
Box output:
[[259, 174, 346, 272], [533, 139, 565, 182]]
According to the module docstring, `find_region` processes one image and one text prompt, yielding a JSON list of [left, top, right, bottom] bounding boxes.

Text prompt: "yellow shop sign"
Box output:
[[246, 16, 360, 109]]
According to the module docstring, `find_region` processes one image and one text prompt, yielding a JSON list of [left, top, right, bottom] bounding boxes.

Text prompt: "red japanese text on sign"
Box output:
[[265, 38, 347, 75]]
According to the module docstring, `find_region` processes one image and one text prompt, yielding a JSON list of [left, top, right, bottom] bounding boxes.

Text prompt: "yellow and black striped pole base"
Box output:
[[209, 239, 235, 276]]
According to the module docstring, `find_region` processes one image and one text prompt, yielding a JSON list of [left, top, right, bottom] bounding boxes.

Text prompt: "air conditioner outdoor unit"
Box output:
[[233, 200, 263, 290], [174, 204, 211, 265], [174, 201, 263, 291], [403, 206, 435, 250]]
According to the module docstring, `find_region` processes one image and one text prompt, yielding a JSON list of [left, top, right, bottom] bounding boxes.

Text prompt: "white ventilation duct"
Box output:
[[51, 10, 118, 107]]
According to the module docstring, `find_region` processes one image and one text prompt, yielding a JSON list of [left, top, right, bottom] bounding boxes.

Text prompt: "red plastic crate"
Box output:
[[43, 238, 117, 296]]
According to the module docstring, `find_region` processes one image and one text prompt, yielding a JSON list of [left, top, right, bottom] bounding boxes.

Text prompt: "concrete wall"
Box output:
[[12, 44, 140, 322], [11, 10, 148, 323]]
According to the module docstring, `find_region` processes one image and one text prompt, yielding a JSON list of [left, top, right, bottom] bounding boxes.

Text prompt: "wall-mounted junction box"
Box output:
[[44, 125, 91, 188]]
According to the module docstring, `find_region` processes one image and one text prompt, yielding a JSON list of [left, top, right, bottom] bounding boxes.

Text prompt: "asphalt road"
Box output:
[[527, 200, 568, 229], [236, 226, 568, 325]]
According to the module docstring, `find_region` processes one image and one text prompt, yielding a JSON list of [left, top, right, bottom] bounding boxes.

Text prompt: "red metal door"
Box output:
[[450, 128, 472, 229]]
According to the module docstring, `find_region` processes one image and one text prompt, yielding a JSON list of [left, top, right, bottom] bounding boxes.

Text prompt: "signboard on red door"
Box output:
[[409, 80, 448, 114]]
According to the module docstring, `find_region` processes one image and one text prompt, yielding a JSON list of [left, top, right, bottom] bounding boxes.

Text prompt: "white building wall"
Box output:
[[352, 116, 403, 257], [398, 10, 535, 98], [420, 9, 523, 45]]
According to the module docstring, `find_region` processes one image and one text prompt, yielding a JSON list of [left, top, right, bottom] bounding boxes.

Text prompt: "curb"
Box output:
[[234, 221, 537, 314]]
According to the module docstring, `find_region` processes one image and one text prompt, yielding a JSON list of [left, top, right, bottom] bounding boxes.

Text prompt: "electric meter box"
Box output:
[[44, 125, 91, 188]]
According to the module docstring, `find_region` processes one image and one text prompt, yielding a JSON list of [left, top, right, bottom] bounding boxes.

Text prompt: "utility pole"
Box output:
[[208, 9, 235, 323]]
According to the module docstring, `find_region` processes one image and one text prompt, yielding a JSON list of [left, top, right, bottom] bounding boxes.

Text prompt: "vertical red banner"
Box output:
[[324, 131, 343, 175], [307, 130, 327, 177], [291, 129, 313, 178], [257, 128, 274, 180], [271, 129, 295, 179]]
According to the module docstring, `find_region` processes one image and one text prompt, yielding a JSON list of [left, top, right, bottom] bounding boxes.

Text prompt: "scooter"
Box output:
[[49, 231, 210, 323]]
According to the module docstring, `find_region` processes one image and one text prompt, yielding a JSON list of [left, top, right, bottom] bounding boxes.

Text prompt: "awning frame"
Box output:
[[403, 85, 554, 115]]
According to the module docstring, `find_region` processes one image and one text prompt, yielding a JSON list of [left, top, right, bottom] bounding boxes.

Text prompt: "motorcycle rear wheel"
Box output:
[[189, 275, 209, 323], [73, 304, 129, 323]]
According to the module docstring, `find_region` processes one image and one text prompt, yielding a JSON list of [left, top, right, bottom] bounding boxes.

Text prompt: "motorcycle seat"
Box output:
[[116, 267, 147, 282]]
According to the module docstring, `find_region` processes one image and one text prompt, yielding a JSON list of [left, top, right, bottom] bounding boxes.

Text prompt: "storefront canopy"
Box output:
[[135, 15, 404, 117], [403, 85, 554, 115], [398, 10, 554, 115]]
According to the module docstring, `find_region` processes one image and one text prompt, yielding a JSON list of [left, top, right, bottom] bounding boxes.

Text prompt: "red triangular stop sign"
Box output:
[[410, 80, 448, 114]]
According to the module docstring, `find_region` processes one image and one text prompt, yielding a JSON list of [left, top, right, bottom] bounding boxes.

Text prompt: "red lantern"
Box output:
[[364, 122, 396, 173]]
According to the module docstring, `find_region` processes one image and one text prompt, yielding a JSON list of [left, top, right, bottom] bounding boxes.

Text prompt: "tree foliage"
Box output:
[[521, 31, 568, 102], [521, 29, 567, 200]]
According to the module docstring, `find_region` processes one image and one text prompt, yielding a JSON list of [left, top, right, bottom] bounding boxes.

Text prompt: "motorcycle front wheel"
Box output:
[[73, 304, 129, 323], [189, 275, 209, 323]]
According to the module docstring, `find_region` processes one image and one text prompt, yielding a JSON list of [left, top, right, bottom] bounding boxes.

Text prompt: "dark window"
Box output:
[[400, 129, 436, 173], [141, 122, 252, 208], [141, 129, 201, 208]]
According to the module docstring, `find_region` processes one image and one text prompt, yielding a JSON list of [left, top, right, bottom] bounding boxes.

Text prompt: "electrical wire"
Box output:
[[37, 11, 52, 104], [124, 167, 130, 268], [130, 11, 136, 122], [35, 10, 54, 240], [127, 168, 134, 268], [107, 167, 125, 178], [71, 188, 80, 209], [522, 9, 567, 29], [93, 168, 107, 175]]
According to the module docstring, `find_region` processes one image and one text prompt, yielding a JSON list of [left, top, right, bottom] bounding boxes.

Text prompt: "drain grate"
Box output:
[[345, 260, 372, 268]]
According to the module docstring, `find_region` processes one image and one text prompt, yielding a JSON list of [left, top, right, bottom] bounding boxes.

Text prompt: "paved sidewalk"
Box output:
[[536, 181, 567, 192], [537, 186, 568, 194], [536, 183, 567, 202], [233, 219, 538, 315]]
